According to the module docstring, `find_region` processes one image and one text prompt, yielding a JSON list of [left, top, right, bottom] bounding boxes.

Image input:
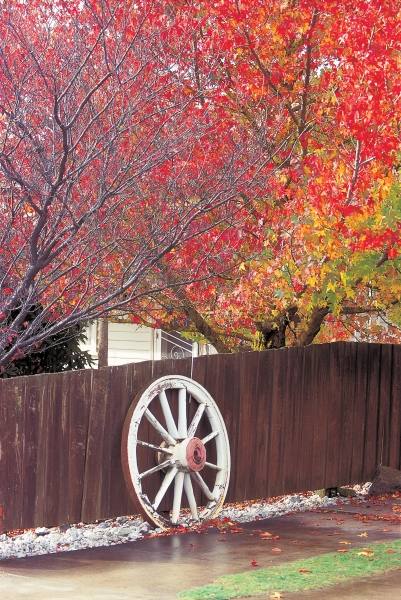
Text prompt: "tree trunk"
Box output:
[[158, 263, 232, 354], [259, 306, 298, 349], [296, 306, 330, 347], [97, 318, 109, 367]]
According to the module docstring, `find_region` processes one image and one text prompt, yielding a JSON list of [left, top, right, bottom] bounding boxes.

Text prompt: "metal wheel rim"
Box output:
[[121, 375, 230, 529]]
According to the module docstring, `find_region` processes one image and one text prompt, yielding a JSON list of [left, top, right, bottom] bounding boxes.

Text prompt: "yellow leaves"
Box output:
[[269, 593, 283, 599], [326, 281, 336, 293], [357, 532, 368, 538], [344, 286, 356, 300], [239, 262, 247, 272], [337, 162, 347, 179], [329, 91, 338, 105], [357, 548, 374, 558]]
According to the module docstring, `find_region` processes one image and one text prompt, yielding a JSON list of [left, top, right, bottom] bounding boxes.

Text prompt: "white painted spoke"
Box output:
[[187, 403, 206, 438], [154, 466, 178, 509], [202, 430, 219, 445], [144, 409, 176, 446], [137, 440, 174, 455], [192, 472, 216, 501], [184, 473, 198, 520], [177, 388, 187, 438], [204, 462, 222, 471], [139, 459, 171, 480], [159, 391, 179, 438], [171, 471, 185, 524]]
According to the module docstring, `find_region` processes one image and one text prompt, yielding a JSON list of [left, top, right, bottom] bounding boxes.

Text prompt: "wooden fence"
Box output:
[[1, 341, 400, 532]]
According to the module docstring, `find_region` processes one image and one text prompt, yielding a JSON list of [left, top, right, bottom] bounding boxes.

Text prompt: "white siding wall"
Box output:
[[81, 321, 216, 367], [82, 322, 157, 366], [108, 322, 155, 366]]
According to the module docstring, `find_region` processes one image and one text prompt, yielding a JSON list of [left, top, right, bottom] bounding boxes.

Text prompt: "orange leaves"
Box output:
[[357, 548, 375, 558], [259, 531, 279, 540]]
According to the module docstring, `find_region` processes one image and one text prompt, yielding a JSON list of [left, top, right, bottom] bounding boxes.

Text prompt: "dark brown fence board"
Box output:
[[378, 344, 393, 468], [362, 343, 382, 481], [324, 344, 342, 487], [338, 343, 358, 485], [1, 341, 400, 532], [1, 378, 26, 529], [389, 345, 401, 469], [236, 351, 260, 501], [349, 343, 368, 484], [254, 350, 274, 498], [266, 350, 284, 497], [65, 369, 93, 524], [310, 346, 329, 490]]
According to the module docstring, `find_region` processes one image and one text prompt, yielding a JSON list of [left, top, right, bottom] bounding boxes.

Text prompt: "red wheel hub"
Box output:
[[186, 437, 206, 472]]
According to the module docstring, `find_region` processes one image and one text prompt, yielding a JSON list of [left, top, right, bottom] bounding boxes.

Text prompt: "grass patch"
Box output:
[[179, 539, 401, 599]]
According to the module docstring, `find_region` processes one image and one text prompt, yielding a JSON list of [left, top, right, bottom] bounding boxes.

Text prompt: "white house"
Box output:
[[82, 321, 215, 367]]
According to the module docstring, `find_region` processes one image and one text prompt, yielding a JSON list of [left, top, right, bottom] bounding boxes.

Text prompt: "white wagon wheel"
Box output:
[[121, 375, 230, 529]]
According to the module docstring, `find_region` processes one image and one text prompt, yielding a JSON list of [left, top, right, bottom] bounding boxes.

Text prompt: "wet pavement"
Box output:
[[0, 498, 400, 600]]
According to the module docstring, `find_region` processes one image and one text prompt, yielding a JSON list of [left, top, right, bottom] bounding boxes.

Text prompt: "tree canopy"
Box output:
[[0, 0, 400, 368]]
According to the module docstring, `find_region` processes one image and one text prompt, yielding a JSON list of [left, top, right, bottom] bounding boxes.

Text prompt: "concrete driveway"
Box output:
[[1, 498, 400, 600]]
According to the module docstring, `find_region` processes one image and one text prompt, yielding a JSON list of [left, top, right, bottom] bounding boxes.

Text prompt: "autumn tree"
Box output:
[[143, 0, 401, 350], [0, 0, 295, 369]]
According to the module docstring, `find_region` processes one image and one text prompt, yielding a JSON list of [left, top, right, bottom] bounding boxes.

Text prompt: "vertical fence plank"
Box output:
[[254, 349, 275, 499], [349, 343, 369, 484], [0, 377, 26, 531], [362, 343, 382, 481], [389, 345, 401, 469], [378, 343, 393, 468]]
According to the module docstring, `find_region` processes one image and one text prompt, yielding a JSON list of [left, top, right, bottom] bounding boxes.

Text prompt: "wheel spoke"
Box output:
[[184, 473, 198, 520], [192, 471, 216, 501], [154, 466, 178, 510], [204, 462, 222, 471], [187, 403, 206, 438], [139, 459, 172, 480], [171, 471, 184, 524], [144, 409, 176, 446], [159, 390, 179, 438], [137, 440, 174, 455], [177, 388, 187, 438], [202, 430, 219, 444]]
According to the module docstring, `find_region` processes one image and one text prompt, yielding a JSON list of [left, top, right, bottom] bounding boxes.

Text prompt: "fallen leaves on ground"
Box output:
[[250, 559, 259, 567], [259, 531, 280, 540], [271, 547, 282, 553], [357, 548, 375, 558], [269, 593, 283, 599], [299, 568, 312, 574]]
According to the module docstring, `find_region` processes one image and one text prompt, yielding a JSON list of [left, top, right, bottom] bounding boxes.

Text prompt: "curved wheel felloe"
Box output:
[[121, 375, 230, 529]]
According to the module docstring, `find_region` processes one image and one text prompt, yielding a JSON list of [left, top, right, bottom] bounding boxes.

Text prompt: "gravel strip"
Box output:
[[0, 484, 371, 560]]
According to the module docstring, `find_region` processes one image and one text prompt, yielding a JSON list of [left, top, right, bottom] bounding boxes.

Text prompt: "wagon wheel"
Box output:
[[121, 375, 230, 529]]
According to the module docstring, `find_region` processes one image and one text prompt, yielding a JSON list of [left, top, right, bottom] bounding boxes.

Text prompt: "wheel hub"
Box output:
[[171, 437, 207, 472], [186, 437, 206, 472]]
